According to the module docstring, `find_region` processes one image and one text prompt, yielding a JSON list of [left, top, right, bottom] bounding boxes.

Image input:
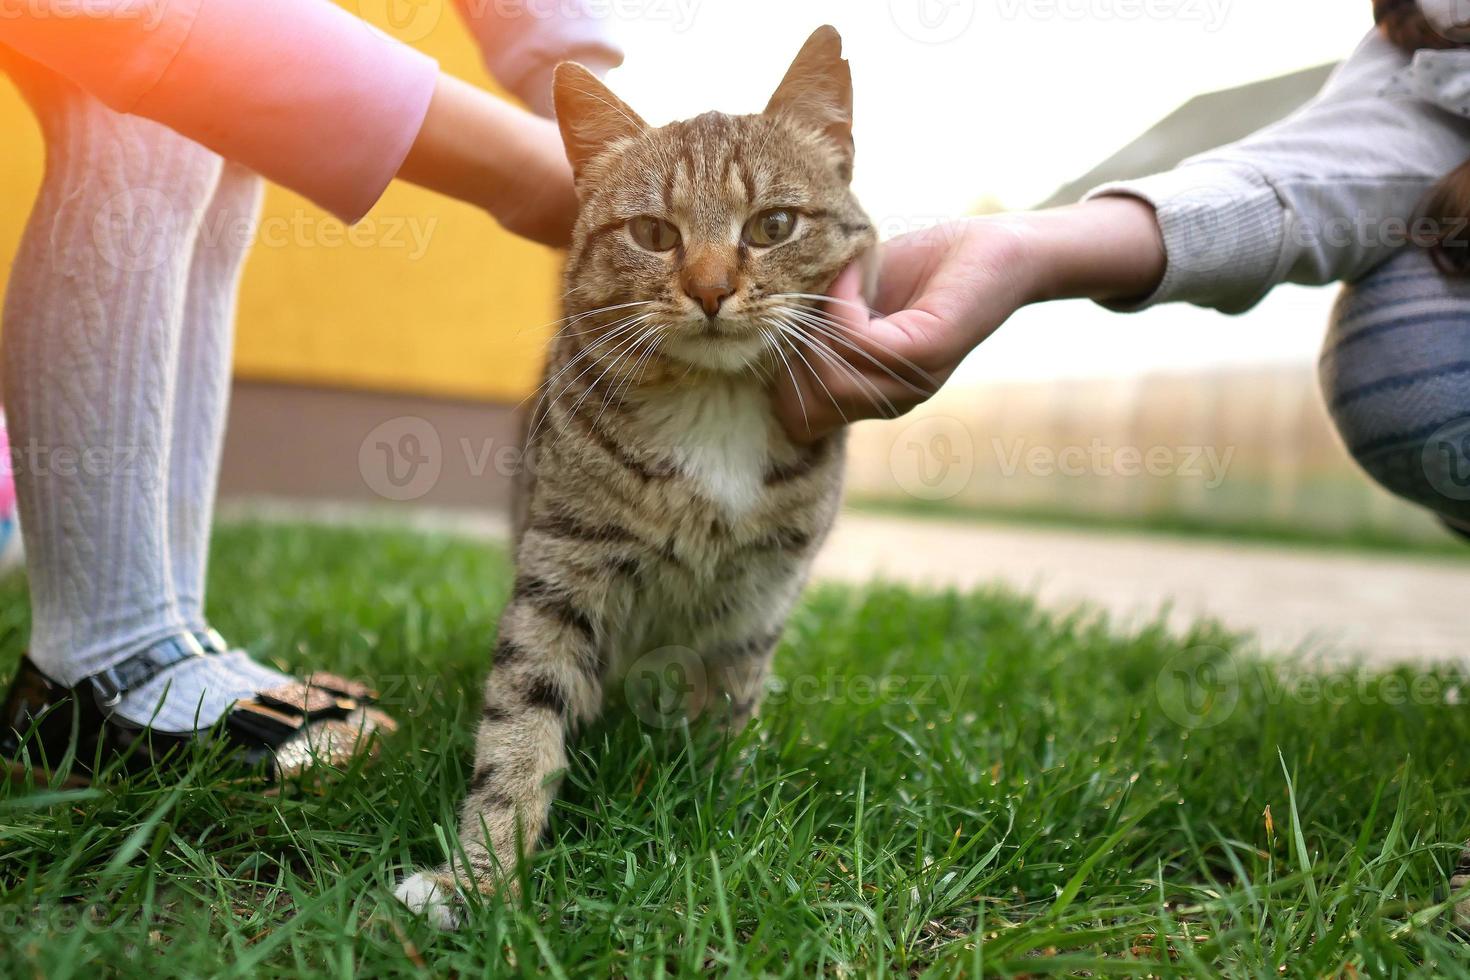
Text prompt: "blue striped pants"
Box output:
[[1320, 249, 1470, 528]]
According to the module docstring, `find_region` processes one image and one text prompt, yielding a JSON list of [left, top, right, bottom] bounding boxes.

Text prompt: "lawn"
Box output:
[[3, 521, 1470, 977]]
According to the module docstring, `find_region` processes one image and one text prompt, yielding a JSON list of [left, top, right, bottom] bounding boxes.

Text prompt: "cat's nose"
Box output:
[[684, 279, 734, 317]]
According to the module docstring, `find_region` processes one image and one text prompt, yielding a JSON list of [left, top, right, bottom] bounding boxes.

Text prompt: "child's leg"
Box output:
[[168, 162, 264, 634], [3, 78, 280, 732], [3, 79, 220, 688], [1319, 247, 1470, 531], [165, 162, 305, 692]]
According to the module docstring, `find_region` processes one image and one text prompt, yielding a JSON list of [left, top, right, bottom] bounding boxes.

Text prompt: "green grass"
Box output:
[[849, 496, 1470, 561], [3, 522, 1470, 976]]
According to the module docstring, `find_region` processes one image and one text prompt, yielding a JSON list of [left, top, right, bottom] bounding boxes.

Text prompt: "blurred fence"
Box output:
[[846, 366, 1447, 543]]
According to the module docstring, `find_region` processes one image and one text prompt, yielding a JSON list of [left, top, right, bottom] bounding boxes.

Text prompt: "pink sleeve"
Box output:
[[0, 0, 440, 223], [455, 0, 622, 100]]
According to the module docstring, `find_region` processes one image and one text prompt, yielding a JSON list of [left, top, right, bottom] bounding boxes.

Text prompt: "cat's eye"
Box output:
[[744, 208, 798, 247], [628, 216, 681, 252]]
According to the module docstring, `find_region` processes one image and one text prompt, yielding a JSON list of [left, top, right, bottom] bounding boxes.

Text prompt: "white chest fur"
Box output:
[[636, 380, 772, 517]]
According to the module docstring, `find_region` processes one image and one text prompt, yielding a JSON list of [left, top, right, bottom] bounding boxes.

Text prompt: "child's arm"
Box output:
[[1, 0, 582, 244], [1083, 29, 1468, 315], [3, 0, 437, 223], [777, 28, 1470, 440], [396, 73, 577, 247]]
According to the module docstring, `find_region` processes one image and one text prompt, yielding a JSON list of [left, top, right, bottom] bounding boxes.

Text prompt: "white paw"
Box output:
[[394, 871, 463, 931]]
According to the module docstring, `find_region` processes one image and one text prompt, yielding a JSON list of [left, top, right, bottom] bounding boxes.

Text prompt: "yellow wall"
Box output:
[[0, 5, 559, 403]]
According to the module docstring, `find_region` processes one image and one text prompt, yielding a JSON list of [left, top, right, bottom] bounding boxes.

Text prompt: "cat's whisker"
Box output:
[[545, 327, 660, 454], [769, 314, 857, 422], [771, 323, 855, 426], [530, 320, 648, 407], [617, 331, 667, 407], [560, 322, 662, 428], [747, 327, 777, 385], [767, 315, 860, 424], [789, 333, 892, 422], [773, 302, 939, 391], [526, 308, 658, 397], [772, 292, 871, 312], [758, 319, 810, 431], [595, 341, 642, 417], [534, 309, 658, 392], [512, 300, 654, 340], [597, 327, 666, 429], [573, 327, 663, 442], [558, 303, 664, 340], [773, 315, 896, 420], [776, 305, 934, 397], [517, 311, 659, 418], [526, 315, 659, 445], [771, 293, 940, 388]]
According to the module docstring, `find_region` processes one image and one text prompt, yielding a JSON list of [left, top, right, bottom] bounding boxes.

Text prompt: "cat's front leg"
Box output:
[[396, 571, 608, 929], [708, 630, 782, 732]]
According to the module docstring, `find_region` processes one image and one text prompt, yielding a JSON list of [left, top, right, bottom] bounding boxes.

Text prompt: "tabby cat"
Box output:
[[397, 26, 878, 926]]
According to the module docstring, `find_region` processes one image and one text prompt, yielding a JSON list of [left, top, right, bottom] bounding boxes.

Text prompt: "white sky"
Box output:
[[607, 0, 1375, 383]]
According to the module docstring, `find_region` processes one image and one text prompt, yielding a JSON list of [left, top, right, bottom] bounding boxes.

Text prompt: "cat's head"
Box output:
[[553, 26, 876, 375]]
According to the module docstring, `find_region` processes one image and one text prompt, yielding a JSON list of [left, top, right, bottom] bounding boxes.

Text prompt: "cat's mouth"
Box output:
[[658, 313, 772, 373]]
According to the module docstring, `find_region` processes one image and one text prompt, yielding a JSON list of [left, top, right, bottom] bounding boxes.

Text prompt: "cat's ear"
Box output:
[[764, 25, 855, 176], [553, 62, 648, 181]]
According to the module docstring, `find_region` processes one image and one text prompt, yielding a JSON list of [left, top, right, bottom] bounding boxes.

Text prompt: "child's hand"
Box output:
[[774, 217, 1034, 442]]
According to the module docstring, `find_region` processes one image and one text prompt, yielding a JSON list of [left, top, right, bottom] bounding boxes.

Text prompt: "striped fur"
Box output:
[[397, 27, 876, 925]]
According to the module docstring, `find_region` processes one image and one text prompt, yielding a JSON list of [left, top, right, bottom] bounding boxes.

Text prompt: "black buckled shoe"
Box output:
[[1, 636, 396, 786]]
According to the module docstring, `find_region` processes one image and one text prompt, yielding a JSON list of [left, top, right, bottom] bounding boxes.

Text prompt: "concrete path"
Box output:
[[813, 512, 1470, 667]]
